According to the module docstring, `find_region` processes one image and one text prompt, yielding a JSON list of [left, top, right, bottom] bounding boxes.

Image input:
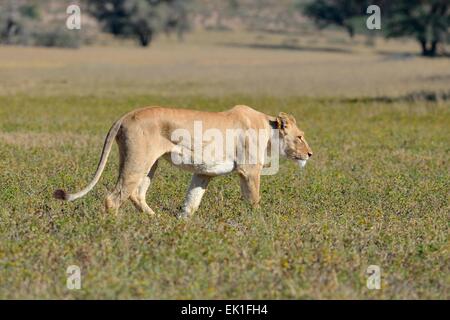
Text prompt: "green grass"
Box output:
[[0, 94, 448, 299]]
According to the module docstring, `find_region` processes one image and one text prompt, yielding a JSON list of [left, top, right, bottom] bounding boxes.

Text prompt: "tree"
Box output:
[[384, 0, 449, 57], [0, 0, 38, 45], [0, 0, 82, 48], [88, 0, 190, 47], [162, 0, 191, 41], [300, 0, 367, 38]]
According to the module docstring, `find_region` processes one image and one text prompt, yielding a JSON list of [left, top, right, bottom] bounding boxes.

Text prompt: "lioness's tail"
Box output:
[[53, 117, 123, 202]]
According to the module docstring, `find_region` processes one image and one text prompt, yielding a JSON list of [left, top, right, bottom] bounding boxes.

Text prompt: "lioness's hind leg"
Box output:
[[130, 161, 158, 215], [106, 166, 147, 214], [105, 131, 151, 214]]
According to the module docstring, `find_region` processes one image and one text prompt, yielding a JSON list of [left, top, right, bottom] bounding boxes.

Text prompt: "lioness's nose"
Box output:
[[308, 152, 313, 157]]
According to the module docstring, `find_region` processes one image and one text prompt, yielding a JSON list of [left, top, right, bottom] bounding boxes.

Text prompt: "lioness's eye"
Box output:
[[298, 136, 303, 141]]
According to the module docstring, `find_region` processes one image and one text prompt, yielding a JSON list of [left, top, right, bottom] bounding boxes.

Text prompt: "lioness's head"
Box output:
[[276, 112, 313, 168]]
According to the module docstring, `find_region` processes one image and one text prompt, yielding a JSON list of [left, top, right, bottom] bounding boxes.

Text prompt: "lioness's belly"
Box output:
[[163, 153, 235, 176]]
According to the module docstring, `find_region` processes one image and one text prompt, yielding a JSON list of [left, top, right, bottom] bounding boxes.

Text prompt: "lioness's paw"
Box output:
[[176, 211, 190, 219]]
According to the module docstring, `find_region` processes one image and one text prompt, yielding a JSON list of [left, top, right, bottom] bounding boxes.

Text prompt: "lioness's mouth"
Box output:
[[297, 159, 307, 168]]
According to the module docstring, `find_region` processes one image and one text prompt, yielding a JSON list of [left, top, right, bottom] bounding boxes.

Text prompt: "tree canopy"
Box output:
[[299, 0, 369, 38], [87, 0, 190, 46], [384, 0, 449, 57], [301, 0, 449, 57]]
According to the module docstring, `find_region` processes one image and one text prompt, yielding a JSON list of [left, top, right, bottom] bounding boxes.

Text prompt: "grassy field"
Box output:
[[0, 31, 449, 299]]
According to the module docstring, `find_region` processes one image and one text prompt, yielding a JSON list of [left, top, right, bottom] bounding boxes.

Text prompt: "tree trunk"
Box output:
[[137, 30, 152, 47], [429, 40, 438, 56], [420, 39, 438, 57], [2, 18, 19, 44], [345, 24, 355, 38]]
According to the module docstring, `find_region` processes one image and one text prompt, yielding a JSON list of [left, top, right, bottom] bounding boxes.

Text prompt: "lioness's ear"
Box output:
[[276, 117, 283, 129], [277, 112, 296, 129]]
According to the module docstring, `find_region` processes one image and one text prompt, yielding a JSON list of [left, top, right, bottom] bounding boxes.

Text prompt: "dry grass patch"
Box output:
[[0, 31, 449, 98], [0, 131, 101, 149]]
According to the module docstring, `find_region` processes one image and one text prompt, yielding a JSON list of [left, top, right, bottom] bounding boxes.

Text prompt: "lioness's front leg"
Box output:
[[178, 174, 211, 219], [238, 166, 262, 208]]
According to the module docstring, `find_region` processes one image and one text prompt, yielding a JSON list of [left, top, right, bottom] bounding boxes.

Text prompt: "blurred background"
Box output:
[[0, 0, 449, 99], [0, 1, 449, 299]]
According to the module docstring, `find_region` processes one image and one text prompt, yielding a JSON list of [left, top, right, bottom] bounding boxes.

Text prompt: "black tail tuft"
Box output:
[[53, 189, 68, 200]]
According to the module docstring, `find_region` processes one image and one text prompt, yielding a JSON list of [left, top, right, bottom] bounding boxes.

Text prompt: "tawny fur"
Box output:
[[54, 105, 312, 217]]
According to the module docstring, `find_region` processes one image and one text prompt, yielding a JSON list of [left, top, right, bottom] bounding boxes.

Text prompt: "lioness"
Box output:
[[54, 105, 312, 217]]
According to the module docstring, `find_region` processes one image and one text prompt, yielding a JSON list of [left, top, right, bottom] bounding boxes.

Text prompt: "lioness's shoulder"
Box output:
[[229, 105, 255, 113], [227, 105, 268, 129]]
